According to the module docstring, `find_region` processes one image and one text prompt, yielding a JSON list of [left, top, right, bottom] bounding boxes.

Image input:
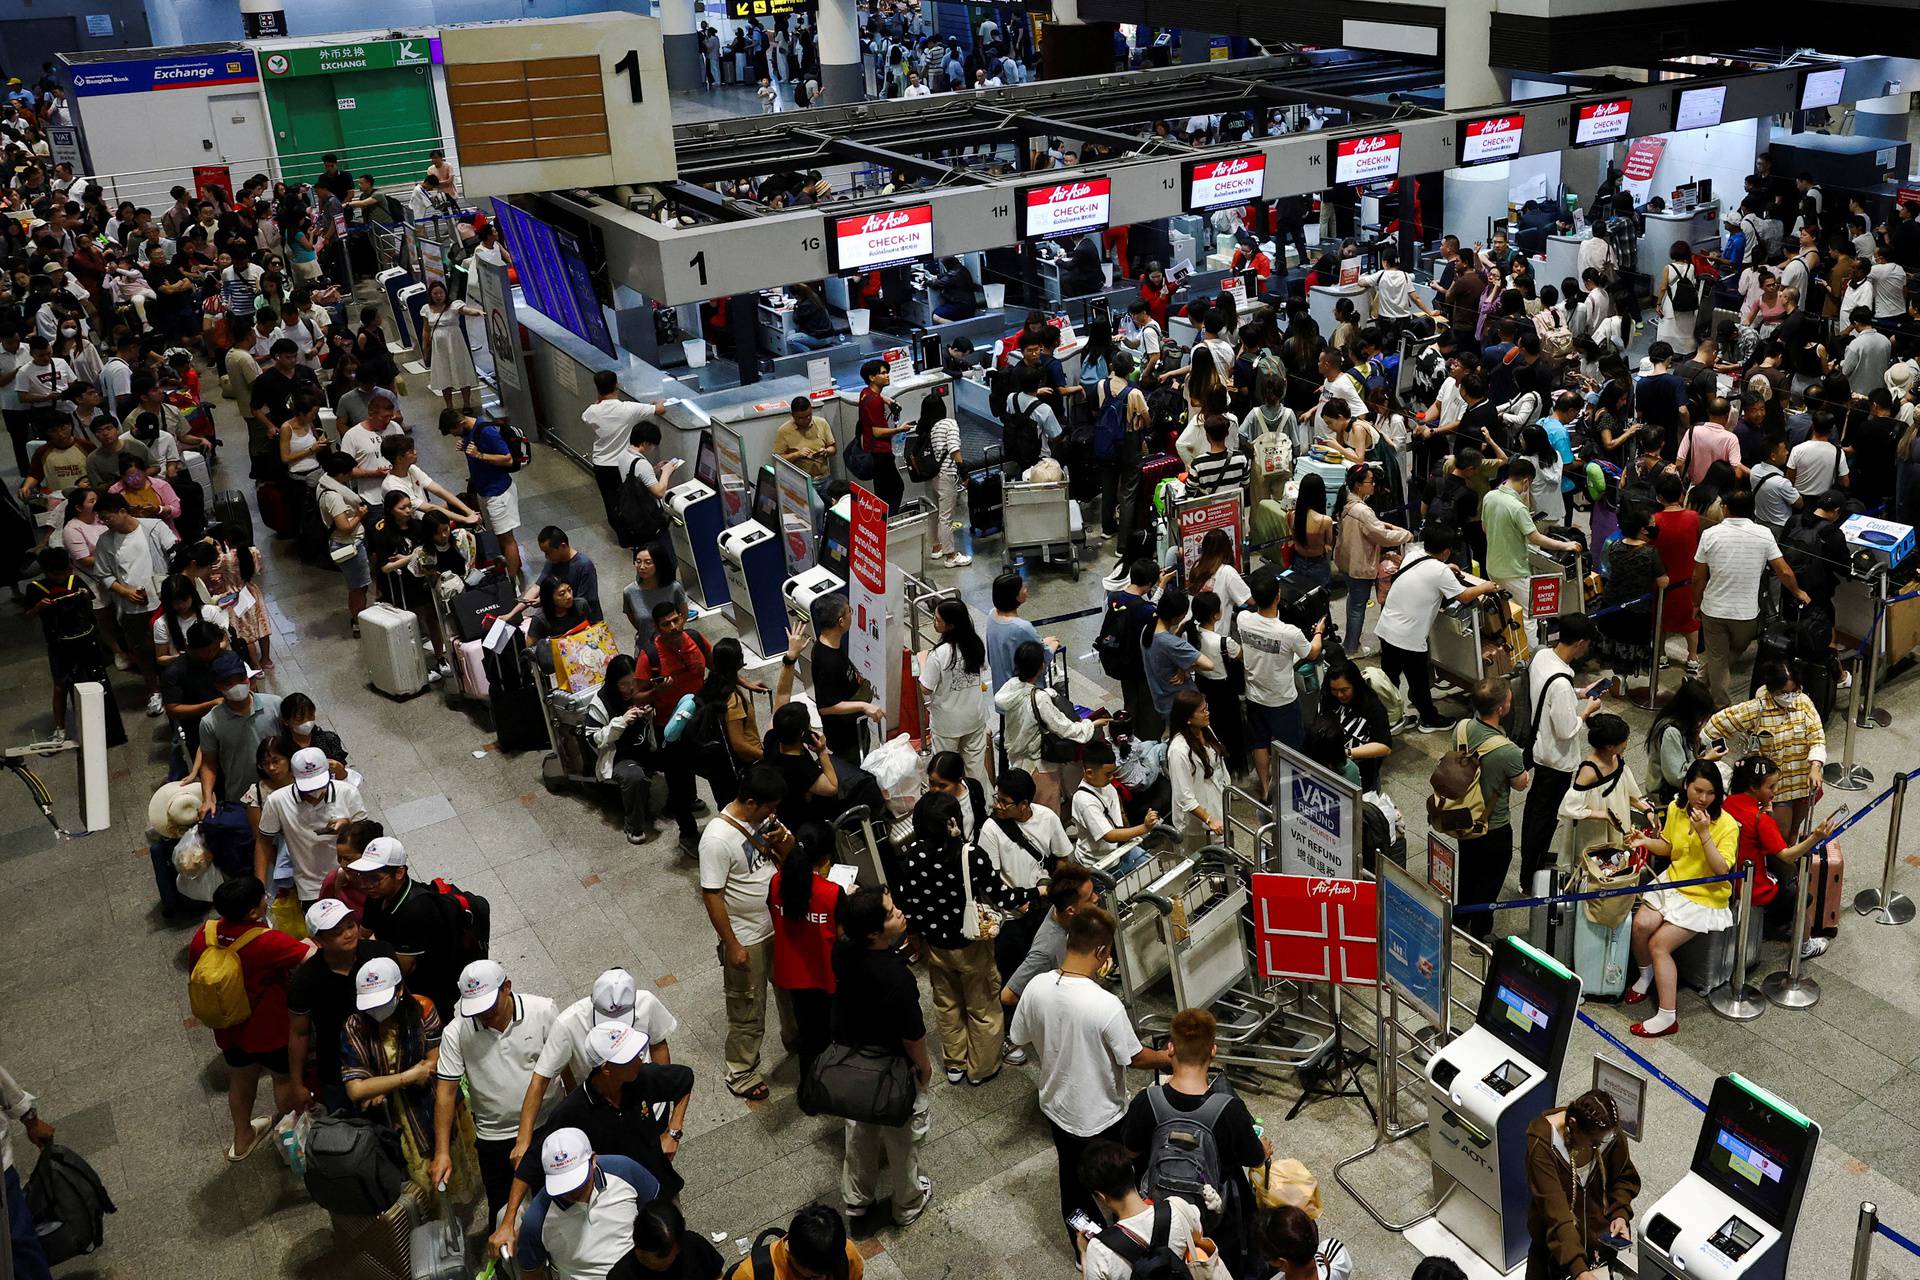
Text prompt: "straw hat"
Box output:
[[147, 779, 203, 840]]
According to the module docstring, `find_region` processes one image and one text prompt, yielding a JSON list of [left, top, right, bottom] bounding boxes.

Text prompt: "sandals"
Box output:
[[732, 1082, 771, 1102], [226, 1115, 272, 1162]]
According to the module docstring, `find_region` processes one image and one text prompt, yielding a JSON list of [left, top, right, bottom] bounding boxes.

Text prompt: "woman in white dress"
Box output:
[[1653, 240, 1700, 357], [420, 282, 483, 412]]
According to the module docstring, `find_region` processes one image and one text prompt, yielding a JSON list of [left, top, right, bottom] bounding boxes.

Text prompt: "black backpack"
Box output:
[[497, 419, 534, 471], [1003, 395, 1044, 471], [1096, 595, 1155, 681], [25, 1145, 115, 1264], [903, 393, 942, 482], [1094, 1199, 1193, 1280], [1780, 514, 1833, 599], [614, 462, 669, 547], [1668, 263, 1700, 313], [303, 1116, 407, 1216]]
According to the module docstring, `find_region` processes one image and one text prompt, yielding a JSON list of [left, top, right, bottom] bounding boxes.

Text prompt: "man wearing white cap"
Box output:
[[254, 745, 368, 906], [433, 960, 558, 1226], [493, 1022, 694, 1262], [287, 897, 393, 1113], [356, 836, 464, 1019], [512, 967, 678, 1166], [514, 1129, 658, 1280]]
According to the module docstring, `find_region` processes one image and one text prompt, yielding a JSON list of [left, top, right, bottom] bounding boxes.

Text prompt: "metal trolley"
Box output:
[[1002, 477, 1087, 578]]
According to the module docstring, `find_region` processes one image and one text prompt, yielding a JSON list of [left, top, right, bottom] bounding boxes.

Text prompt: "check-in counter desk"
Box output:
[[1639, 201, 1721, 271], [1543, 234, 1584, 293], [1308, 283, 1370, 337]]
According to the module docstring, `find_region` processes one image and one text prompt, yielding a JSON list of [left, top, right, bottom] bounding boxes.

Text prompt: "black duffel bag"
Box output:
[[798, 1044, 916, 1125], [304, 1115, 407, 1216]]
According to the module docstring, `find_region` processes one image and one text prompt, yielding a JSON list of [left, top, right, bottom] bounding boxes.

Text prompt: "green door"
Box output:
[[268, 66, 438, 190]]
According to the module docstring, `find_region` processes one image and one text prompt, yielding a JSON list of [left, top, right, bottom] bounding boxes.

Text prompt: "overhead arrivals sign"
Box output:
[[1019, 176, 1112, 241], [261, 38, 431, 78], [829, 204, 934, 272], [1184, 153, 1266, 211]]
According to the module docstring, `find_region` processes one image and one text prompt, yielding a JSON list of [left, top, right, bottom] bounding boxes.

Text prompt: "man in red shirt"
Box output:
[[635, 601, 711, 855], [856, 358, 906, 511], [187, 875, 311, 1160]]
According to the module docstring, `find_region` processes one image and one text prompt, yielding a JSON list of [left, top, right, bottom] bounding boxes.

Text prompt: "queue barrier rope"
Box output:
[[1876, 1221, 1920, 1257], [1573, 1009, 1708, 1114], [1450, 868, 1747, 916]]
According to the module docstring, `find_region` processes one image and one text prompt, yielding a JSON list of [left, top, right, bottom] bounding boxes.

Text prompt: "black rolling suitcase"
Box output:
[[483, 635, 549, 752], [212, 489, 253, 546], [967, 444, 1004, 537]]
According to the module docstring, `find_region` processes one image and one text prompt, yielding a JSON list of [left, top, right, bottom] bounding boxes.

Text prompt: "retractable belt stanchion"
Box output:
[[1709, 867, 1767, 1021], [1850, 1202, 1879, 1280], [1854, 770, 1916, 926], [1857, 571, 1894, 731], [1628, 587, 1668, 710], [1824, 650, 1874, 791], [1762, 847, 1823, 1010]]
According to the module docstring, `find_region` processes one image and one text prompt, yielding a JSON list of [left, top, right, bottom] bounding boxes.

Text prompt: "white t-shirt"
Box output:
[[0, 345, 28, 412], [1071, 782, 1128, 854], [151, 603, 228, 648], [1787, 437, 1848, 497], [1192, 564, 1250, 627], [437, 993, 559, 1140], [1008, 970, 1144, 1135], [341, 422, 398, 498], [976, 808, 1071, 889], [698, 813, 777, 946], [1360, 268, 1415, 318], [534, 992, 681, 1086], [1374, 554, 1468, 654], [919, 642, 989, 734], [256, 780, 368, 900], [381, 463, 438, 508], [582, 398, 657, 469], [1871, 261, 1909, 317], [1083, 1198, 1203, 1280], [1237, 612, 1311, 707], [1694, 519, 1780, 622], [272, 319, 324, 370]]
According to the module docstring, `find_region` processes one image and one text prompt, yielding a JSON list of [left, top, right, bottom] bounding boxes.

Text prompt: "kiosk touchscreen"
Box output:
[[1639, 1075, 1818, 1280], [1426, 938, 1583, 1272]]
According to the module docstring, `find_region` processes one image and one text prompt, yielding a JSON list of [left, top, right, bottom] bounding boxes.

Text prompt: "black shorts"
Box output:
[[47, 637, 104, 688], [221, 1045, 291, 1074]]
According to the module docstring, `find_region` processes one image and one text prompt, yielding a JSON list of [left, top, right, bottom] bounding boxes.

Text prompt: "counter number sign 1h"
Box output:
[[829, 204, 934, 273], [1458, 114, 1524, 167], [1019, 176, 1112, 241], [1329, 131, 1401, 186], [1183, 153, 1266, 213], [1572, 98, 1632, 147]]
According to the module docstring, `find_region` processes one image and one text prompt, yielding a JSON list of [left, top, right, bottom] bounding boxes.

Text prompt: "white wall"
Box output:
[[1642, 118, 1759, 207], [1442, 150, 1564, 246], [72, 82, 272, 206]]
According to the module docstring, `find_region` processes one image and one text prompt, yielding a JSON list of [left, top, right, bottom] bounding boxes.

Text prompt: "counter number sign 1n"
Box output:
[[1330, 132, 1401, 186]]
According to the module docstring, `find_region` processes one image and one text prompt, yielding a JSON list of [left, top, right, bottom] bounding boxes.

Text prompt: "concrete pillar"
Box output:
[[1442, 0, 1508, 112], [661, 0, 701, 91], [817, 0, 864, 104]]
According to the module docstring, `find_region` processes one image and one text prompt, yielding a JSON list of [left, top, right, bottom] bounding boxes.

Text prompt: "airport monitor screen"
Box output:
[[829, 204, 935, 273], [1571, 98, 1632, 147], [1673, 85, 1728, 132], [1329, 131, 1402, 186], [1019, 176, 1112, 241], [1458, 114, 1525, 166], [1800, 66, 1845, 111], [1184, 153, 1267, 212]]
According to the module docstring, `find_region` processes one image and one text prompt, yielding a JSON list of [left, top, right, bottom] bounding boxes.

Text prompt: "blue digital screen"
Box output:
[[491, 199, 613, 357]]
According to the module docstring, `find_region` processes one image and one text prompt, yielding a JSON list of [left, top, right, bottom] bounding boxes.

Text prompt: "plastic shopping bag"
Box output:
[[272, 1109, 315, 1178], [860, 733, 925, 816]]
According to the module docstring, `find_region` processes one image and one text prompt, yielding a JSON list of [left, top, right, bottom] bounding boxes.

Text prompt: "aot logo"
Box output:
[[1291, 773, 1343, 838]]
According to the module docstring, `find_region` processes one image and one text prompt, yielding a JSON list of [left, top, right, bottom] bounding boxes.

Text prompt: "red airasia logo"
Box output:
[[1473, 116, 1518, 135], [1041, 181, 1095, 203]]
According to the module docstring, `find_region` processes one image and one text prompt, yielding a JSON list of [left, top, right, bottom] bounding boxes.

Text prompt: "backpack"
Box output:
[[25, 1145, 116, 1264], [732, 1227, 786, 1280], [1093, 1198, 1193, 1280], [903, 412, 939, 482], [428, 876, 492, 962], [1668, 263, 1700, 313], [613, 461, 669, 547], [496, 419, 533, 471], [1096, 595, 1154, 680], [303, 1115, 408, 1216], [1003, 395, 1043, 471], [1141, 1084, 1233, 1223], [1518, 670, 1572, 767], [1427, 720, 1513, 839], [642, 630, 719, 743], [987, 364, 1017, 419], [1361, 664, 1405, 725], [1092, 386, 1127, 462], [187, 922, 266, 1029]]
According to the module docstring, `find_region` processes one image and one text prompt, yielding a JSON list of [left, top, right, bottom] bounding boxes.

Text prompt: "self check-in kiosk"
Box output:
[[717, 520, 787, 660], [666, 432, 729, 611], [1426, 938, 1583, 1272], [1639, 1075, 1819, 1280]]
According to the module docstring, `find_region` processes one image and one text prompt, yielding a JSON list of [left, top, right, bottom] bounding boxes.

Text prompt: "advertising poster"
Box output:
[[1380, 860, 1448, 1027], [713, 423, 750, 526], [1251, 874, 1378, 985], [191, 164, 234, 201], [1271, 743, 1359, 880], [847, 485, 889, 691], [774, 456, 817, 574], [1175, 493, 1243, 578], [1427, 831, 1456, 901], [472, 256, 519, 392], [1622, 135, 1667, 201]]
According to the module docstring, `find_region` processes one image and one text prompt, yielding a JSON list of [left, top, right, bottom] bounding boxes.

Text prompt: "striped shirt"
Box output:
[[1188, 448, 1251, 495]]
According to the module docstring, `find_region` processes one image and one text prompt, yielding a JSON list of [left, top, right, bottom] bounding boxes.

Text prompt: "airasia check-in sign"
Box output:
[[1573, 99, 1632, 146], [1185, 153, 1266, 212], [1331, 132, 1401, 186], [1020, 177, 1112, 240], [830, 204, 934, 273], [1459, 115, 1525, 166]]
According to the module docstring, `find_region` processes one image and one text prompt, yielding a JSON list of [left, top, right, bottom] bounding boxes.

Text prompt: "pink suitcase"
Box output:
[[455, 638, 490, 701]]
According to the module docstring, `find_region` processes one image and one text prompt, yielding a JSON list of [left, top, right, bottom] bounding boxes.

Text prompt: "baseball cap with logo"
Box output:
[[292, 746, 332, 792], [585, 1022, 650, 1070], [457, 959, 508, 1017], [355, 956, 403, 1010], [305, 898, 353, 935], [541, 1127, 594, 1195], [348, 836, 408, 873], [591, 968, 638, 1026]]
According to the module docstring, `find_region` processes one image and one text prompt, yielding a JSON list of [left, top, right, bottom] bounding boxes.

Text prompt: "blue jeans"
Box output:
[[787, 333, 837, 353], [7, 1166, 52, 1280], [150, 838, 186, 914], [1293, 552, 1331, 589], [1345, 584, 1370, 651]]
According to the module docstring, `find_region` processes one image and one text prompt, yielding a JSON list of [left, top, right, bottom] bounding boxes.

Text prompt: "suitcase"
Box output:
[[451, 576, 516, 643], [173, 471, 207, 542], [454, 638, 490, 700], [1572, 910, 1633, 1000], [360, 602, 430, 698], [212, 488, 253, 546], [256, 480, 296, 538], [1794, 654, 1838, 723], [329, 1184, 423, 1280], [1807, 841, 1844, 939], [180, 448, 212, 495], [1676, 899, 1765, 994], [966, 465, 1003, 537], [484, 639, 550, 751], [408, 1197, 466, 1280]]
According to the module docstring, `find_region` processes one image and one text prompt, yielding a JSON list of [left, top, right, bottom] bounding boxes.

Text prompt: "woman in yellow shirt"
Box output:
[[1624, 761, 1736, 1040]]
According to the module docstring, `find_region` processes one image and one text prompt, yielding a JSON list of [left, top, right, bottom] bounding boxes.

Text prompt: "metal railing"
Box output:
[[83, 133, 453, 211]]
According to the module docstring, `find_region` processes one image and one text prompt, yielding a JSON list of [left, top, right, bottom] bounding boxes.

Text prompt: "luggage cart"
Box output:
[[831, 803, 893, 887], [1002, 477, 1085, 578], [1089, 843, 1189, 1019], [1525, 543, 1585, 643]]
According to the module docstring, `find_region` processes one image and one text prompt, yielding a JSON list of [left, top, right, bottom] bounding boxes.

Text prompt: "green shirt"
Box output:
[[1462, 718, 1527, 829], [1481, 484, 1536, 581]]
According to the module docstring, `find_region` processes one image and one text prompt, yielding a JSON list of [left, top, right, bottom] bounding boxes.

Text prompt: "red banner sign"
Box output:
[[1251, 873, 1379, 986], [1529, 574, 1562, 617]]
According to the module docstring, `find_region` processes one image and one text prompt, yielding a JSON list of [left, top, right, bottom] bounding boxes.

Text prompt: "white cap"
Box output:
[[541, 1127, 593, 1195], [591, 969, 638, 1026], [585, 1022, 649, 1070], [348, 836, 407, 873], [292, 746, 332, 792], [305, 898, 352, 935], [354, 956, 403, 1011], [457, 959, 508, 1017]]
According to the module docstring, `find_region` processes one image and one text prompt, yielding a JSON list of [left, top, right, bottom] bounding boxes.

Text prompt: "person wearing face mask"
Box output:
[[341, 955, 482, 1214], [187, 875, 311, 1161], [280, 692, 349, 774], [1008, 907, 1174, 1258], [194, 651, 282, 816], [94, 491, 177, 716], [253, 746, 368, 909], [1703, 659, 1827, 841], [1523, 1089, 1640, 1280]]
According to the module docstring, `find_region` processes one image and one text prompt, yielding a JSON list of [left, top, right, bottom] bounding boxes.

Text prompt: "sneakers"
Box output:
[[1002, 1040, 1028, 1066], [1415, 717, 1451, 734], [944, 553, 973, 568], [145, 692, 164, 717], [626, 829, 654, 846], [1800, 936, 1830, 960], [1391, 713, 1419, 737], [1685, 660, 1703, 678], [49, 727, 66, 744], [113, 653, 132, 671], [895, 1175, 934, 1226], [426, 666, 446, 683], [944, 1066, 965, 1085]]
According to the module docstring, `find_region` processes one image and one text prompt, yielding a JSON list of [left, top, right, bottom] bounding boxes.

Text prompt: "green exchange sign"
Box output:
[[260, 38, 431, 78]]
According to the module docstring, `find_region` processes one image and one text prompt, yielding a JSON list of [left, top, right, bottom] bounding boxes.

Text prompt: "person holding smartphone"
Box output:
[[1521, 615, 1605, 891], [1524, 1089, 1640, 1280]]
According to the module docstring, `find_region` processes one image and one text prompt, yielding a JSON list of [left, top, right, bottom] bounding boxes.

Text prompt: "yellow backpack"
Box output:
[[188, 922, 265, 1029]]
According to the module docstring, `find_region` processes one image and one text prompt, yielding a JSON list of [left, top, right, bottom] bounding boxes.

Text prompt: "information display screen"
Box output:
[[1457, 114, 1525, 166], [1674, 85, 1728, 131], [1330, 131, 1402, 186], [491, 198, 613, 356], [1184, 153, 1267, 211], [1692, 1076, 1816, 1228], [1571, 98, 1633, 147], [1475, 939, 1576, 1068], [1019, 176, 1112, 241], [694, 431, 717, 489], [829, 204, 935, 273], [1800, 66, 1845, 111]]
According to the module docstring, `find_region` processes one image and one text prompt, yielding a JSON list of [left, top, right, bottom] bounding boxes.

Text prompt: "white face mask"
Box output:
[[222, 684, 251, 702], [292, 720, 316, 735], [367, 997, 399, 1023]]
